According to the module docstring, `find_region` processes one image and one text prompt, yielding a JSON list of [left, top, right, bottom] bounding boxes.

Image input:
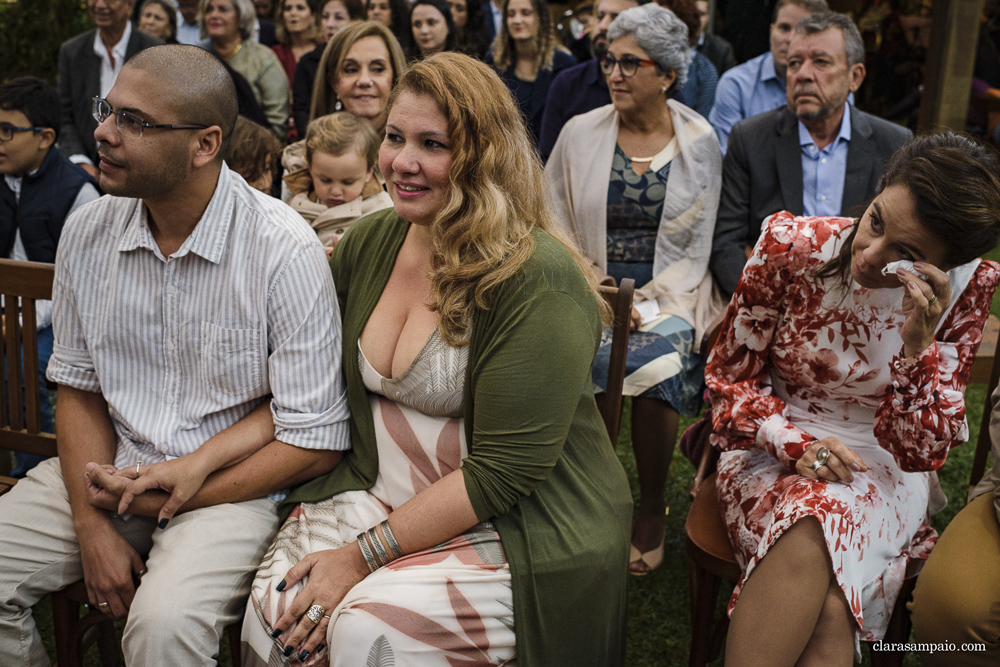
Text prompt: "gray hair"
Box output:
[[608, 4, 691, 89], [795, 10, 864, 67], [199, 0, 258, 41]]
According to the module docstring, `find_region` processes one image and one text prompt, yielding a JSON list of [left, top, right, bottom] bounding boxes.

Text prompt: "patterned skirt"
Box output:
[[593, 262, 705, 416], [242, 395, 516, 666]]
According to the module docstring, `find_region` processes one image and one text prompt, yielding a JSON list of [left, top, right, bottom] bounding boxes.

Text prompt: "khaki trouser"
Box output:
[[0, 457, 278, 666], [910, 492, 1000, 667]]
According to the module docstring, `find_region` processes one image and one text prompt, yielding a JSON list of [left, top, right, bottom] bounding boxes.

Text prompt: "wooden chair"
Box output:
[[598, 278, 635, 448], [683, 313, 1000, 667], [0, 259, 242, 667]]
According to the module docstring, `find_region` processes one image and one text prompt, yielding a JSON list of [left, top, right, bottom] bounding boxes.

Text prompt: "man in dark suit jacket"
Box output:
[[710, 11, 911, 298], [57, 0, 160, 177]]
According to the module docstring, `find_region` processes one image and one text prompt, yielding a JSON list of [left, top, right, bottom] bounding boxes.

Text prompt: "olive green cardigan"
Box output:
[[281, 209, 632, 666]]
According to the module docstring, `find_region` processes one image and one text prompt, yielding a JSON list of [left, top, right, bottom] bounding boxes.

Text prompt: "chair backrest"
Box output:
[[1, 259, 58, 477], [598, 278, 634, 448], [971, 314, 1000, 492]]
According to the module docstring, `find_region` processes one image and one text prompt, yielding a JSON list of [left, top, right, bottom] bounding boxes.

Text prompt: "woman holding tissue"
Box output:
[[706, 131, 1000, 665], [546, 3, 723, 575]]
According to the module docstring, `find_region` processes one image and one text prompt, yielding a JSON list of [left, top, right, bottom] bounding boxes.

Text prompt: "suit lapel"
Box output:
[[842, 109, 874, 215], [774, 108, 804, 215]]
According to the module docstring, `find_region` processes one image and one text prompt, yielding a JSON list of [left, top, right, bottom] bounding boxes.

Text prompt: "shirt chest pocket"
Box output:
[[200, 322, 264, 400]]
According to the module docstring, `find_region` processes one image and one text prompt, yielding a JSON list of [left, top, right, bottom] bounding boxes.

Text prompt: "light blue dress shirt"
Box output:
[[708, 52, 787, 154], [800, 102, 852, 217]]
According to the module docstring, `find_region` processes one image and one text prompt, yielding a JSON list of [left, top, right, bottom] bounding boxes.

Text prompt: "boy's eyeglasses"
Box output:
[[599, 54, 659, 78], [92, 97, 209, 139], [0, 124, 46, 142]]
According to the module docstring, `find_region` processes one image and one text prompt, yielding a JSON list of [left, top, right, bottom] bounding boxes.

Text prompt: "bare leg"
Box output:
[[726, 518, 847, 667], [629, 396, 678, 573], [796, 580, 855, 667]]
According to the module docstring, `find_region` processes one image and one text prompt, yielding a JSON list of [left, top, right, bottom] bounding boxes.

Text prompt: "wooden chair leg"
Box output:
[[96, 622, 122, 667], [50, 591, 84, 667], [689, 561, 722, 667]]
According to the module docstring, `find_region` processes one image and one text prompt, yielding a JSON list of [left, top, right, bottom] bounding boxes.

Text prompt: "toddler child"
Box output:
[[282, 112, 392, 248]]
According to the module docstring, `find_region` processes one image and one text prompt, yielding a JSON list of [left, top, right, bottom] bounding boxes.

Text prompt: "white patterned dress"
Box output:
[[243, 329, 516, 666], [705, 212, 1000, 648]]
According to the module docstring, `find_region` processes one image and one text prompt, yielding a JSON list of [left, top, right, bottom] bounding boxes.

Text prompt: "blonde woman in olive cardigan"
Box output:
[[242, 53, 632, 666]]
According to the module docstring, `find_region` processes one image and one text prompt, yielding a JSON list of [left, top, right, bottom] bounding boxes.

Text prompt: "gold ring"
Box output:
[[927, 293, 938, 306]]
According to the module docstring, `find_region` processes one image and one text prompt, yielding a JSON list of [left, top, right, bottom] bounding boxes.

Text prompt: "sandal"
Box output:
[[628, 507, 668, 576]]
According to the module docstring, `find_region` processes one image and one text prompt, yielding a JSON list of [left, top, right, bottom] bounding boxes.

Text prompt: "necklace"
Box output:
[[628, 155, 655, 163]]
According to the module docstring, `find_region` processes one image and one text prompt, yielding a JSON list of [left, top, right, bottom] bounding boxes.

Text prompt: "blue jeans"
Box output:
[[9, 325, 54, 477]]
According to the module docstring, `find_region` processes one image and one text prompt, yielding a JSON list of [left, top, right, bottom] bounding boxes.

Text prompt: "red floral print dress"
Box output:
[[706, 212, 1000, 643]]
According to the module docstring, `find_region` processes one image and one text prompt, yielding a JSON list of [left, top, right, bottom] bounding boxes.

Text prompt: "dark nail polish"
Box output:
[[316, 644, 325, 653], [299, 650, 310, 661], [157, 518, 169, 529], [270, 628, 282, 638], [276, 579, 286, 592], [283, 645, 293, 657]]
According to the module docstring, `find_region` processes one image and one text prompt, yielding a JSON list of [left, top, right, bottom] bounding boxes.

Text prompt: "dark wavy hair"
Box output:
[[818, 132, 1000, 284]]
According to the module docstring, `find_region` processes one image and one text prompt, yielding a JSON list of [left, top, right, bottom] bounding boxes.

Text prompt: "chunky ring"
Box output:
[[811, 446, 831, 471], [305, 604, 325, 624], [927, 293, 938, 306]]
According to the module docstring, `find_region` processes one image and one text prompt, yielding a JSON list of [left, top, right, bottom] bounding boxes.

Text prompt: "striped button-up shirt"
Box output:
[[47, 166, 350, 495]]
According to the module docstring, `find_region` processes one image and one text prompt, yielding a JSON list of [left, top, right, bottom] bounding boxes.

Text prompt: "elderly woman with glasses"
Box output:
[[546, 3, 723, 575]]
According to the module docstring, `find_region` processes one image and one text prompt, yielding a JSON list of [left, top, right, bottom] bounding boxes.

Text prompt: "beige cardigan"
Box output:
[[546, 101, 725, 344]]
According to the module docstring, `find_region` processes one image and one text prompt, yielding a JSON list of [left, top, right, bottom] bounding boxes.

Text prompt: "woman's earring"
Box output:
[[661, 86, 667, 94], [335, 99, 343, 111]]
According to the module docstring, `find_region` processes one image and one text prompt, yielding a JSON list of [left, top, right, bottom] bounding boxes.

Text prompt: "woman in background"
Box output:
[[272, 0, 323, 84], [366, 0, 413, 55], [201, 0, 290, 135], [449, 0, 490, 58], [547, 3, 722, 576], [487, 0, 575, 147], [310, 21, 407, 135], [410, 0, 457, 59]]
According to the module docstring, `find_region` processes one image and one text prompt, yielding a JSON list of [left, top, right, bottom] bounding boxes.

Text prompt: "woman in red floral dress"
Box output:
[[706, 132, 1000, 666]]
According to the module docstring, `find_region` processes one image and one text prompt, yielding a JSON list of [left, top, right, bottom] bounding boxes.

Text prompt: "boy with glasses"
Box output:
[[0, 77, 99, 477]]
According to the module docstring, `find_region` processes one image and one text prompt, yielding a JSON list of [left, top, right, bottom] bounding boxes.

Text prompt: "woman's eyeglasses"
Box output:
[[92, 97, 209, 139], [599, 54, 658, 78]]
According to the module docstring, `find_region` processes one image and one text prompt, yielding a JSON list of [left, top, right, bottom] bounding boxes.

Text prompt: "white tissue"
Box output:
[[882, 260, 927, 280]]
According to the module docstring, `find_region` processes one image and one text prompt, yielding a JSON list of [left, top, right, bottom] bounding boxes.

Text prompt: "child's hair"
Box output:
[[0, 77, 60, 141], [305, 112, 381, 169], [224, 116, 283, 185]]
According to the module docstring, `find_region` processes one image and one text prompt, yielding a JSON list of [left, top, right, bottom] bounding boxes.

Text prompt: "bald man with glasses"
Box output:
[[0, 45, 350, 666]]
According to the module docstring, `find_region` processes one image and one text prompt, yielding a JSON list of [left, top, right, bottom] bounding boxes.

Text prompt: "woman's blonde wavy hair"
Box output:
[[388, 52, 610, 345], [310, 21, 408, 125]]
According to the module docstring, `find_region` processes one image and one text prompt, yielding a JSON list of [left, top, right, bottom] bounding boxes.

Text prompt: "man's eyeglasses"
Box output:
[[92, 97, 209, 139], [0, 124, 47, 142], [599, 54, 659, 78]]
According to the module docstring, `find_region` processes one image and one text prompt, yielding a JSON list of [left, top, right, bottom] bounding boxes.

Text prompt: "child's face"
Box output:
[[309, 149, 373, 208], [0, 109, 52, 178]]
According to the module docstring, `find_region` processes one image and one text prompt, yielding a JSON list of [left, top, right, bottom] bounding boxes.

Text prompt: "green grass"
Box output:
[[29, 250, 1000, 666]]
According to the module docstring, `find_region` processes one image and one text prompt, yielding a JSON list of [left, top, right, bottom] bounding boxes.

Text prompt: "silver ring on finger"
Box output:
[[811, 459, 829, 472], [97, 601, 109, 609], [927, 293, 938, 306], [305, 604, 325, 624]]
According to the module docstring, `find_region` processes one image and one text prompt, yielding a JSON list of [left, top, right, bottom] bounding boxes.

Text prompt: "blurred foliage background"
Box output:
[[0, 0, 92, 83]]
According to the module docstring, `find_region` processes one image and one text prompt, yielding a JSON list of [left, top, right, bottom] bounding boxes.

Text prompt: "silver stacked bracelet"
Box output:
[[380, 520, 404, 560], [367, 526, 391, 567], [356, 531, 379, 573]]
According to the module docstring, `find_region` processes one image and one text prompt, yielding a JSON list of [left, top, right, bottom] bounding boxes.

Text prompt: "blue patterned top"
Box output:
[[606, 143, 672, 263]]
